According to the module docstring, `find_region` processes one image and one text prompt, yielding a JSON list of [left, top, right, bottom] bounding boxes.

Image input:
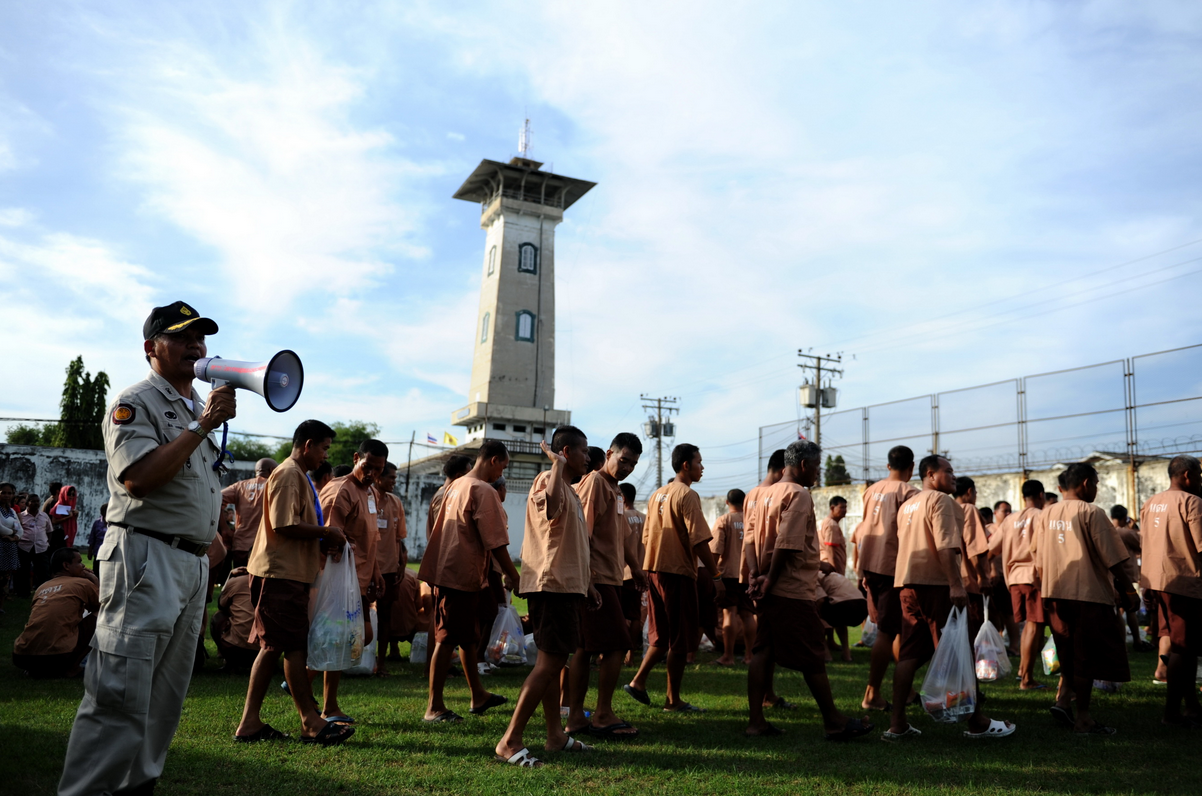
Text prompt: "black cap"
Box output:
[[143, 301, 220, 340]]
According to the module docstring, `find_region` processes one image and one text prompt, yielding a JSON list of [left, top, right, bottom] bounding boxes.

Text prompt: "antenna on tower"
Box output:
[[518, 118, 532, 158]]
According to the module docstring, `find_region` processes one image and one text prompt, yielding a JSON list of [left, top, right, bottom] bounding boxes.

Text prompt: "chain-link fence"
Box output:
[[759, 343, 1202, 483]]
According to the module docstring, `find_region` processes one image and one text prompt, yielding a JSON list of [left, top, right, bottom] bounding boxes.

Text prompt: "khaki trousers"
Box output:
[[59, 527, 208, 796]]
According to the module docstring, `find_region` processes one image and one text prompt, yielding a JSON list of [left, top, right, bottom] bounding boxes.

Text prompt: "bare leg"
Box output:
[[1071, 676, 1098, 732], [1165, 652, 1201, 723], [495, 651, 569, 763], [836, 626, 852, 662], [1018, 621, 1044, 688], [425, 640, 457, 719], [664, 650, 688, 708], [740, 609, 757, 664], [566, 648, 591, 731], [863, 631, 895, 710], [592, 651, 634, 731], [460, 643, 494, 709], [236, 648, 279, 736], [1155, 635, 1171, 681], [889, 658, 921, 734], [1005, 619, 1022, 654], [746, 646, 777, 734], [717, 608, 737, 665], [801, 667, 858, 733], [322, 671, 344, 718], [283, 651, 333, 737], [629, 645, 665, 692]]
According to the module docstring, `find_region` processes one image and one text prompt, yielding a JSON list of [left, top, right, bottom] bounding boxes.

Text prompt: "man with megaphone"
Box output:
[[59, 300, 236, 796]]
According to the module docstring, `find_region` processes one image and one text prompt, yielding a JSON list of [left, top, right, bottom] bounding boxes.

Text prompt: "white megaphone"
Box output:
[[193, 350, 304, 412]]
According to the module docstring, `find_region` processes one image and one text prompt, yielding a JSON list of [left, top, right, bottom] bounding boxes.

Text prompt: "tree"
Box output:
[[6, 424, 55, 445], [824, 454, 851, 486], [327, 421, 381, 468], [226, 437, 277, 463], [52, 357, 110, 450]]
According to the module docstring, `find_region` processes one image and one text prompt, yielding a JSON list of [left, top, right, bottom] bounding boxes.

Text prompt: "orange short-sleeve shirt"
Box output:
[[319, 475, 380, 596], [520, 469, 590, 595], [642, 481, 712, 578], [959, 503, 991, 594], [622, 508, 646, 580], [818, 516, 847, 575], [894, 490, 965, 588], [1033, 500, 1128, 605], [1140, 490, 1202, 599], [855, 479, 920, 577], [710, 511, 744, 579], [221, 476, 270, 553], [376, 492, 406, 575], [417, 475, 510, 592], [1002, 506, 1040, 586], [247, 458, 323, 584], [575, 471, 626, 587], [749, 481, 820, 601], [13, 575, 100, 656]]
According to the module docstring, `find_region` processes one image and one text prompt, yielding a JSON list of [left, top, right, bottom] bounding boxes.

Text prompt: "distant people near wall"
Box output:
[[48, 484, 80, 551], [12, 548, 99, 679], [88, 504, 109, 572], [0, 482, 22, 613], [19, 492, 52, 596], [40, 482, 62, 519], [1044, 491, 1059, 506], [222, 459, 277, 570], [1110, 504, 1150, 652], [210, 567, 258, 672], [821, 495, 852, 662], [332, 465, 353, 478]]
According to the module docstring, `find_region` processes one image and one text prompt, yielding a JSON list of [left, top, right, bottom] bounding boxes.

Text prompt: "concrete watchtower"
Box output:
[[449, 147, 595, 443]]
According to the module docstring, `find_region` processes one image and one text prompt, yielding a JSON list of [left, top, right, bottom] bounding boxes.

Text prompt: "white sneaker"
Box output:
[[478, 662, 493, 676]]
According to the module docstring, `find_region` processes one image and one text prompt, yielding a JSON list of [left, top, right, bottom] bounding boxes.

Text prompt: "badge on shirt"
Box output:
[[616, 496, 625, 515], [377, 517, 389, 529], [367, 496, 377, 515], [111, 404, 137, 425]]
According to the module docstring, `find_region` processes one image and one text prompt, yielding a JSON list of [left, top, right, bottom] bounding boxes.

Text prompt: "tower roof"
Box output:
[[452, 158, 596, 211]]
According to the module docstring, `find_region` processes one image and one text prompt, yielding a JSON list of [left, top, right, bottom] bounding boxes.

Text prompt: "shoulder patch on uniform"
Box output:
[[112, 404, 137, 425], [164, 410, 177, 420]]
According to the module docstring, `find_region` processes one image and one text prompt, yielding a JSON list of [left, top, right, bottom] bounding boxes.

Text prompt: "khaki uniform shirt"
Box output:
[[1002, 507, 1040, 586], [13, 575, 100, 655], [1032, 500, 1128, 605], [643, 481, 712, 578], [1140, 490, 1202, 599], [894, 490, 964, 588], [103, 370, 224, 544], [247, 458, 322, 584], [959, 503, 991, 594], [854, 479, 920, 577], [320, 475, 380, 595], [221, 477, 269, 553], [575, 471, 626, 587], [710, 511, 744, 579], [749, 481, 820, 601], [418, 475, 509, 592], [521, 470, 590, 594]]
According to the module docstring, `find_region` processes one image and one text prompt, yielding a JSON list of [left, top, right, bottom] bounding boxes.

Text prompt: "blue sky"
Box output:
[[2, 1, 1201, 495]]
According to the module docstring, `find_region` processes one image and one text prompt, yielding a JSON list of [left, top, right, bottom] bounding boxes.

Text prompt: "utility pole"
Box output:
[[640, 394, 679, 489], [797, 351, 844, 451], [404, 430, 415, 499]]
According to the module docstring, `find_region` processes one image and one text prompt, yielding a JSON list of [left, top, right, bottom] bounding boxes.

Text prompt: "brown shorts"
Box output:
[[528, 592, 584, 655], [432, 586, 484, 649], [898, 585, 953, 664], [696, 574, 719, 631], [1045, 598, 1130, 683], [717, 578, 754, 612], [752, 593, 827, 674], [820, 598, 869, 629], [620, 580, 642, 622], [1146, 589, 1165, 639], [249, 576, 311, 654], [647, 572, 699, 653], [862, 570, 902, 636], [990, 582, 1012, 628], [1158, 592, 1202, 656], [581, 584, 632, 653], [1009, 583, 1044, 624]]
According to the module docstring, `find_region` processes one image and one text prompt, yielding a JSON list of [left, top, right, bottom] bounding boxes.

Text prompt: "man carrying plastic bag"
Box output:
[[973, 597, 1012, 682], [885, 454, 1015, 741], [487, 599, 527, 666]]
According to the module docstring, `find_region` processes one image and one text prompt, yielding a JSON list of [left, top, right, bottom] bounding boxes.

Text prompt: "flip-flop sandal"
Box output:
[[300, 722, 355, 746], [423, 711, 464, 724], [497, 747, 542, 767], [468, 693, 509, 715], [1049, 705, 1075, 728], [1019, 683, 1050, 690], [623, 684, 651, 706], [861, 701, 892, 712], [560, 736, 594, 752], [769, 697, 797, 710], [964, 719, 1016, 739], [745, 724, 785, 737], [826, 717, 874, 742], [1074, 723, 1116, 736], [234, 724, 290, 743], [322, 715, 355, 724], [588, 722, 640, 739], [1153, 678, 1169, 685], [663, 702, 706, 713], [881, 725, 921, 741]]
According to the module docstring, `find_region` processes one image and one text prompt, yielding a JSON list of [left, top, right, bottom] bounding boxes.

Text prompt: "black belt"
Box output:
[[113, 523, 210, 557]]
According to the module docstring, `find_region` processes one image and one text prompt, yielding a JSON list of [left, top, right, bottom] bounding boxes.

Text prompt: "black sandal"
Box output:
[[469, 693, 509, 715], [301, 722, 355, 746], [825, 717, 874, 742], [234, 724, 290, 743]]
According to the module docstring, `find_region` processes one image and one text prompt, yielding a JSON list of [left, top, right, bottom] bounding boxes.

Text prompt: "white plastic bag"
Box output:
[[861, 619, 878, 647], [920, 607, 977, 723], [307, 549, 365, 671], [1041, 634, 1060, 675], [487, 603, 527, 665], [344, 607, 378, 676], [973, 597, 1012, 681], [410, 632, 428, 664], [524, 633, 538, 667]]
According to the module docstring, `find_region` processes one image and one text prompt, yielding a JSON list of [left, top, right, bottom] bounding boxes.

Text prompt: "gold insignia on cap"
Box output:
[[180, 306, 193, 316]]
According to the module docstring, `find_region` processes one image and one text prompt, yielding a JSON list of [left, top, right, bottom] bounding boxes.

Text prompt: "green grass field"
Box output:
[[0, 580, 1192, 796]]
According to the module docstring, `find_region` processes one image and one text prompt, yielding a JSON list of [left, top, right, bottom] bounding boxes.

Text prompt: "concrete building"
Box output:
[[401, 152, 596, 560]]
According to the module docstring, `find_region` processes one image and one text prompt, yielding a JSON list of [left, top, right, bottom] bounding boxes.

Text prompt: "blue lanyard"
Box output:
[[306, 474, 324, 526]]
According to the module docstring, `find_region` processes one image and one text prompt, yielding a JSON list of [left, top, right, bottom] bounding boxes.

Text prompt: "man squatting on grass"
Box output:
[[744, 439, 872, 740], [235, 419, 353, 746]]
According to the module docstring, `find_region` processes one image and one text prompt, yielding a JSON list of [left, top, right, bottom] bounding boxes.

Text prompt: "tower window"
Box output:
[[515, 310, 535, 342], [480, 312, 490, 343], [487, 245, 497, 276], [518, 243, 538, 274]]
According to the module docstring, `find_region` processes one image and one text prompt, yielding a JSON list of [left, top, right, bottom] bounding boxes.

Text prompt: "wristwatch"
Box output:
[[186, 421, 208, 439]]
